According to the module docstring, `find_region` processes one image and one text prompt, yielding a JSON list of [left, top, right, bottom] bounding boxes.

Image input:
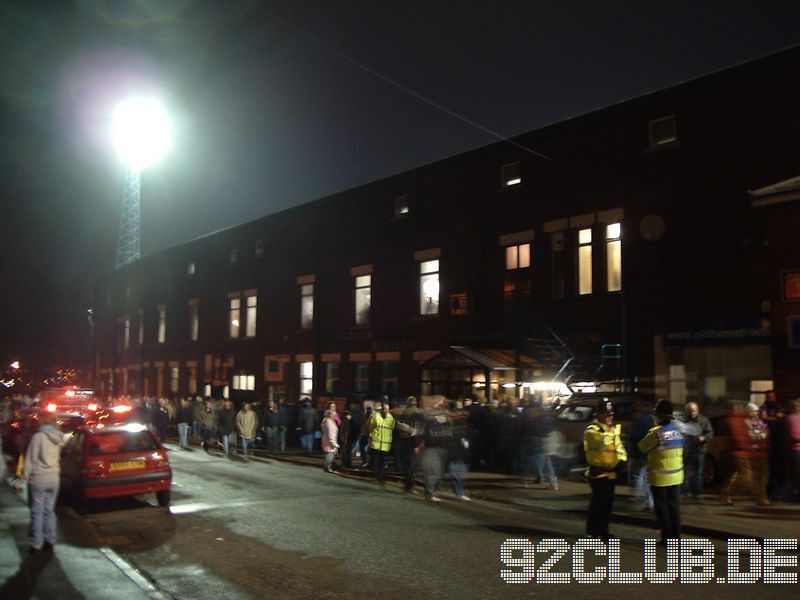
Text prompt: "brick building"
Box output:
[[93, 45, 800, 409]]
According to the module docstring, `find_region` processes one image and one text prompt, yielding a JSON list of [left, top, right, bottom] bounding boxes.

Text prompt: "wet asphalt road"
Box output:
[[50, 447, 800, 599]]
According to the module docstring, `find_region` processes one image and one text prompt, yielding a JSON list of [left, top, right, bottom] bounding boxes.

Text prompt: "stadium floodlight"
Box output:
[[111, 98, 171, 170], [112, 97, 172, 268]]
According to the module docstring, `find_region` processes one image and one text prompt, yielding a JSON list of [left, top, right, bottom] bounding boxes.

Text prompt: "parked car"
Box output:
[[60, 423, 172, 510], [553, 392, 653, 466]]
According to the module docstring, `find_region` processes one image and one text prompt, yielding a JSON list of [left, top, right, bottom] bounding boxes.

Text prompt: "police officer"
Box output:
[[638, 399, 684, 544], [583, 399, 627, 539]]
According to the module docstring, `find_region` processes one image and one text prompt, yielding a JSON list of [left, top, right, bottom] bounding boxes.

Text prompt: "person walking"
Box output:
[[296, 398, 318, 453], [680, 401, 713, 500], [321, 409, 339, 473], [583, 399, 627, 540], [638, 399, 684, 544], [418, 404, 453, 502], [627, 401, 655, 511], [200, 400, 218, 453], [367, 401, 395, 484], [263, 399, 279, 451], [720, 402, 771, 506], [176, 397, 193, 449], [18, 411, 66, 553], [236, 402, 258, 459], [218, 399, 237, 456]]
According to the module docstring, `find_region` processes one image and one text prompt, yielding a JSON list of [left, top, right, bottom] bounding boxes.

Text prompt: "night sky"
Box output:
[[2, 0, 800, 370]]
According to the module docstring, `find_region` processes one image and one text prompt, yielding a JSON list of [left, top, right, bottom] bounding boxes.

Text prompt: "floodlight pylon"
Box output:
[[116, 169, 141, 269]]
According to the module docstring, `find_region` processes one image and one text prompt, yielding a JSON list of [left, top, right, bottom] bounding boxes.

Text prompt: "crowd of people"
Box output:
[[582, 391, 800, 545]]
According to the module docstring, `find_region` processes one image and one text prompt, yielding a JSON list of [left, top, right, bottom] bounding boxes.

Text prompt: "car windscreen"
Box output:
[[87, 431, 159, 456], [557, 405, 594, 421]]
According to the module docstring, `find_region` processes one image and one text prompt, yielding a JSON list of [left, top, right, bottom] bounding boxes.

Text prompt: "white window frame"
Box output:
[[419, 259, 440, 315], [229, 296, 241, 338], [394, 195, 409, 217], [325, 362, 338, 393], [501, 161, 521, 187], [170, 367, 179, 393], [649, 115, 677, 147], [299, 361, 313, 396], [157, 305, 166, 344], [354, 362, 370, 393], [245, 294, 257, 338], [605, 222, 622, 292], [577, 229, 593, 296], [505, 243, 531, 270], [301, 284, 314, 330], [188, 299, 199, 341], [355, 275, 371, 325]]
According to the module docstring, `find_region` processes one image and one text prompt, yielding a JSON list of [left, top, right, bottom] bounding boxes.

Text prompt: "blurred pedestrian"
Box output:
[[236, 402, 258, 459], [177, 397, 193, 449], [786, 399, 800, 500], [276, 399, 288, 452], [339, 410, 354, 468], [627, 401, 655, 511], [296, 398, 317, 453], [720, 402, 770, 506], [200, 400, 218, 453], [321, 410, 339, 473], [638, 399, 684, 544], [19, 411, 66, 553], [367, 401, 395, 484], [583, 399, 627, 539], [680, 401, 713, 500], [448, 403, 471, 501], [419, 405, 452, 502], [218, 399, 236, 456], [263, 399, 279, 451]]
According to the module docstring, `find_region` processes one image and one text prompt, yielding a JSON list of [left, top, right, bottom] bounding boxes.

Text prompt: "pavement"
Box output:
[[1, 441, 798, 598]]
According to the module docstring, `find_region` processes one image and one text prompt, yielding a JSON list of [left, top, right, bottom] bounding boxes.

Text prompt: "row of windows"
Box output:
[[117, 223, 622, 348]]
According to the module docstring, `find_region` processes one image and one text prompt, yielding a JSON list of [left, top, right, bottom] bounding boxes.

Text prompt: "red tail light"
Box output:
[[82, 460, 106, 477]]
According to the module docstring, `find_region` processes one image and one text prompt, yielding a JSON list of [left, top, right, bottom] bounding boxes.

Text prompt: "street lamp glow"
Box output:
[[111, 98, 171, 170]]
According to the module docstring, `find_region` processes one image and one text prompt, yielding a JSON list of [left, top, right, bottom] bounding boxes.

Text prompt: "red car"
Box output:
[[60, 423, 172, 509]]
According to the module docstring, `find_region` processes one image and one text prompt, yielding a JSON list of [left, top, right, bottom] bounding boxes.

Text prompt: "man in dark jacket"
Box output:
[[680, 401, 713, 500], [177, 397, 194, 449], [217, 400, 236, 456], [296, 398, 317, 453]]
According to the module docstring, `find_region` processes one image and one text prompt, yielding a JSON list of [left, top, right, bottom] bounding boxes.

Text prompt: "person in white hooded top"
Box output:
[[20, 410, 66, 553]]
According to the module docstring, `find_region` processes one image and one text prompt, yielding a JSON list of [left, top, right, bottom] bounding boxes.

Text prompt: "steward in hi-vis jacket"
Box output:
[[638, 399, 684, 544], [583, 399, 627, 539]]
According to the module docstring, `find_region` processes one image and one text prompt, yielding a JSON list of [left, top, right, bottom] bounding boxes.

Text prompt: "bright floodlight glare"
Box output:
[[111, 98, 171, 170]]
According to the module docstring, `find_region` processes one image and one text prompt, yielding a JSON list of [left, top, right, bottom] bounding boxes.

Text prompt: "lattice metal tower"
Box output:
[[116, 169, 141, 269]]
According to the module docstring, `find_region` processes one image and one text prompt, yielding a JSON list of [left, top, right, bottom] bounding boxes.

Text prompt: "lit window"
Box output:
[[137, 309, 144, 344], [325, 362, 338, 393], [254, 239, 264, 258], [187, 262, 196, 276], [188, 368, 197, 395], [649, 115, 677, 147], [505, 243, 531, 270], [578, 228, 593, 295], [420, 260, 440, 315], [354, 362, 370, 393], [394, 195, 409, 217], [355, 275, 371, 325], [123, 317, 130, 349], [606, 223, 622, 292], [233, 374, 255, 391], [170, 367, 179, 393], [157, 305, 166, 343], [300, 361, 313, 396], [245, 294, 257, 338], [188, 299, 199, 341], [502, 161, 521, 187], [229, 297, 241, 338], [301, 284, 314, 329]]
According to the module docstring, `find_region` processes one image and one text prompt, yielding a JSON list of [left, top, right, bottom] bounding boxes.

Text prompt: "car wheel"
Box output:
[[703, 454, 718, 487], [156, 488, 171, 507]]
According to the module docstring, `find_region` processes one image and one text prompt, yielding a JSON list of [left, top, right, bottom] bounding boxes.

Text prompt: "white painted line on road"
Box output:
[[98, 546, 168, 599]]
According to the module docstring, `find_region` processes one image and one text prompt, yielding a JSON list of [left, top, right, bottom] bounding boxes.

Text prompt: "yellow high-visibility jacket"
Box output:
[[583, 420, 626, 479]]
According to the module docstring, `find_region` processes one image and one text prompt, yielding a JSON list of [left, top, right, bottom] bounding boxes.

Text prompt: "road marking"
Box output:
[[98, 546, 169, 599]]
